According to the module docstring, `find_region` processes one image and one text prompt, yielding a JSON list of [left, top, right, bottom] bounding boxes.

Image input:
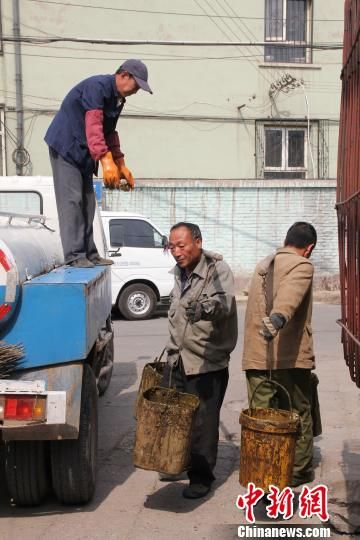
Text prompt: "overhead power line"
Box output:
[[1, 36, 343, 49], [3, 51, 269, 61], [0, 46, 344, 64], [3, 107, 341, 123], [25, 0, 344, 22]]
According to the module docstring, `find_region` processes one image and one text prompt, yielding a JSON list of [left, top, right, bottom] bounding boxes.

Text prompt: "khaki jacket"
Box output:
[[167, 250, 238, 375], [242, 247, 315, 371]]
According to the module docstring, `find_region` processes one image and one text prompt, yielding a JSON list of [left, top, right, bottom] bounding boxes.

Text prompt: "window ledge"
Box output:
[[259, 62, 322, 70]]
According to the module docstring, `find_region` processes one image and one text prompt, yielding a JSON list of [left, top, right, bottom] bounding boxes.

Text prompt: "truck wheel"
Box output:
[[51, 364, 98, 505], [118, 283, 157, 320], [4, 441, 49, 506], [98, 337, 114, 396]]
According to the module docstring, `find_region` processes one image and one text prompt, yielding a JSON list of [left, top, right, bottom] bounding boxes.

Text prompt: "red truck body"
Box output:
[[337, 0, 360, 386]]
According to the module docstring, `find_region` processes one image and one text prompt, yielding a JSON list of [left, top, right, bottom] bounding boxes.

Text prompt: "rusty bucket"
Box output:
[[135, 350, 166, 418], [239, 380, 300, 491], [133, 386, 200, 475]]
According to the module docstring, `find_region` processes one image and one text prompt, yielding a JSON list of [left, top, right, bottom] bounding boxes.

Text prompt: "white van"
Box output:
[[101, 211, 174, 320]]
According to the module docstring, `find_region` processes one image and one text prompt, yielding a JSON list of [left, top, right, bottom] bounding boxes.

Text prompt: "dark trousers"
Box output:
[[49, 148, 98, 264], [246, 369, 313, 484], [163, 360, 229, 486]]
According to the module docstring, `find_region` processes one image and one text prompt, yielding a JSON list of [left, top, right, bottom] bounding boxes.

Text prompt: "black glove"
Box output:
[[185, 301, 203, 323], [260, 313, 286, 341]]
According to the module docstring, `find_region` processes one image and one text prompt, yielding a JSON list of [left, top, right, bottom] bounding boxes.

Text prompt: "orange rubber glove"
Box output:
[[100, 152, 120, 189], [114, 157, 135, 191]]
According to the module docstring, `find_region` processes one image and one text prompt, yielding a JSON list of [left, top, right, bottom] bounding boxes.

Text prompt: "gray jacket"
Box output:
[[166, 250, 238, 375]]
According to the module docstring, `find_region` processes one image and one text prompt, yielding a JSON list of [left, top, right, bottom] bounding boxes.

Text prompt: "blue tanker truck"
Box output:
[[0, 176, 114, 505]]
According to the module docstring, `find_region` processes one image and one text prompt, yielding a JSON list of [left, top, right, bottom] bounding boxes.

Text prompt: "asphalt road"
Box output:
[[0, 304, 358, 539]]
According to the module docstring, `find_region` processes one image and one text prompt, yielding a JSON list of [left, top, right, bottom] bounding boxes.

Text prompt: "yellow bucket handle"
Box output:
[[249, 378, 294, 414]]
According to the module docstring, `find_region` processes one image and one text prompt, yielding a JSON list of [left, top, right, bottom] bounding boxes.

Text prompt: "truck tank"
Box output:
[[0, 220, 64, 328]]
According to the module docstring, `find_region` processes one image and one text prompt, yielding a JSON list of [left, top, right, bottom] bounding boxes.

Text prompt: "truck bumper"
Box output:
[[0, 362, 82, 441]]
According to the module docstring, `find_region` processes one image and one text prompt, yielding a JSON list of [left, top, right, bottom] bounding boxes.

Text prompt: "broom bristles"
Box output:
[[0, 342, 24, 378]]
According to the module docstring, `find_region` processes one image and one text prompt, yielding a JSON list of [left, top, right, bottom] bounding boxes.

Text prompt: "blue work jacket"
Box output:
[[45, 74, 125, 175]]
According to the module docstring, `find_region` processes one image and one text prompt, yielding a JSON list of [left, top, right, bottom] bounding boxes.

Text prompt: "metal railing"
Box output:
[[337, 0, 360, 387]]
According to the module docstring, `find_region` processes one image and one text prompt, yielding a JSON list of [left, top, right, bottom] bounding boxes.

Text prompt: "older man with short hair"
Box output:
[[163, 222, 238, 499]]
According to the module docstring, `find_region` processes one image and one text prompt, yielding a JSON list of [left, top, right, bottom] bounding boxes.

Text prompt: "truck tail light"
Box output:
[[3, 395, 46, 421]]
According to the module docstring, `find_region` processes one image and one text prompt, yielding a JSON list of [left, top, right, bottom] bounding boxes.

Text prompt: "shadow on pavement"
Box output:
[[0, 360, 139, 517], [327, 439, 360, 535], [313, 441, 322, 471], [143, 438, 239, 513], [111, 309, 168, 322]]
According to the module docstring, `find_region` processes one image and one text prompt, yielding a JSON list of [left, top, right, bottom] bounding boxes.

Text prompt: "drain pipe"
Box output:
[[13, 0, 24, 175]]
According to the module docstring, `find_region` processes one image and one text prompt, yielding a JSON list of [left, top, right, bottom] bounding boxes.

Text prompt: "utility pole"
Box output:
[[13, 0, 24, 175]]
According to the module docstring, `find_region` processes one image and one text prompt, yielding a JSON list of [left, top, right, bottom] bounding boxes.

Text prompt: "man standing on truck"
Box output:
[[163, 222, 238, 499], [45, 60, 152, 268], [242, 222, 318, 487]]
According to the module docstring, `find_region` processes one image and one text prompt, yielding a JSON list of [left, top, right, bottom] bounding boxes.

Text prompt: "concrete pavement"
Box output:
[[0, 304, 359, 539]]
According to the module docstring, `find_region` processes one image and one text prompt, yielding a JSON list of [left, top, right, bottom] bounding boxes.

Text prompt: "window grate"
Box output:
[[264, 0, 312, 64], [264, 126, 307, 177], [255, 120, 328, 180], [264, 171, 306, 179]]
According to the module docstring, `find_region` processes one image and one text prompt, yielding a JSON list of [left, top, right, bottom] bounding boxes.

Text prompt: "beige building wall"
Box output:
[[0, 0, 343, 179]]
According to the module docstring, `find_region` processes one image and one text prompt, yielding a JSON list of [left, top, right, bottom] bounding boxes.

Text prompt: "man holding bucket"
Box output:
[[163, 222, 238, 499], [242, 222, 318, 488]]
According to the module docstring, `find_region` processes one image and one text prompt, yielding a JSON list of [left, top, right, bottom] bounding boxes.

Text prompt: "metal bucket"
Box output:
[[239, 380, 300, 491], [135, 351, 166, 418], [133, 386, 200, 475]]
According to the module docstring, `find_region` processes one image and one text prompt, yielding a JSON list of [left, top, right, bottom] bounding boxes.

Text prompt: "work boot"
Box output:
[[69, 258, 95, 268], [182, 482, 211, 499], [89, 255, 114, 266]]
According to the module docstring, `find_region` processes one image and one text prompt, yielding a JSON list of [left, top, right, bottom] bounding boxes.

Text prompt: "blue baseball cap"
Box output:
[[119, 59, 153, 94]]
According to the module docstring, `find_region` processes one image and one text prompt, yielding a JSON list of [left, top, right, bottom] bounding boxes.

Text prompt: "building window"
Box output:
[[264, 126, 307, 178], [256, 120, 330, 179], [264, 0, 312, 63]]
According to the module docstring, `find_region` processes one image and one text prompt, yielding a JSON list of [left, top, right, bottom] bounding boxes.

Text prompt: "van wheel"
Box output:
[[118, 284, 156, 320]]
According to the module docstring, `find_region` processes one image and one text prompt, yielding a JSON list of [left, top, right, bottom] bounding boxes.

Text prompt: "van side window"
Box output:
[[109, 219, 161, 248]]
